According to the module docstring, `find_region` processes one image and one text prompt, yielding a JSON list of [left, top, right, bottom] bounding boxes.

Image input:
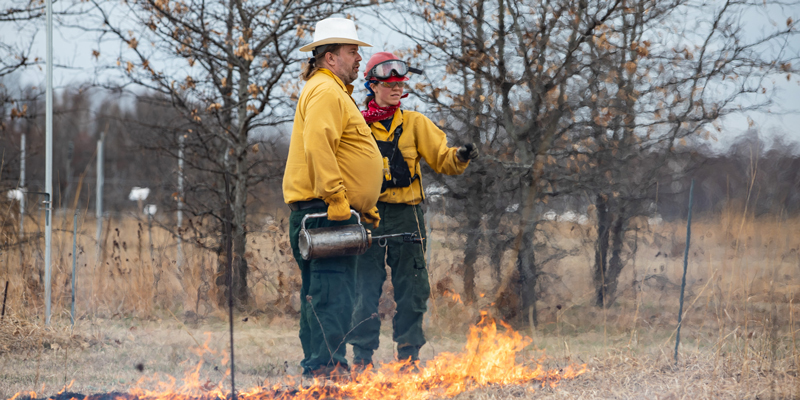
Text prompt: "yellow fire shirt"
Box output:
[[283, 69, 383, 214], [369, 109, 469, 205]]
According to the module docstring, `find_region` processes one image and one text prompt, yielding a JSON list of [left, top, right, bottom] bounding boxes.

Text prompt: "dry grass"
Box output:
[[1, 312, 798, 399], [1, 205, 799, 399], [0, 210, 301, 322]]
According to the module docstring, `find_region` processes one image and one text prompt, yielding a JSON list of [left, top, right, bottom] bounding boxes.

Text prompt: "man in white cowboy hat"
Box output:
[[282, 17, 383, 379]]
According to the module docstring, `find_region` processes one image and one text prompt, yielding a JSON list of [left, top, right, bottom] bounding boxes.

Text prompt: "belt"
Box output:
[[287, 199, 327, 211]]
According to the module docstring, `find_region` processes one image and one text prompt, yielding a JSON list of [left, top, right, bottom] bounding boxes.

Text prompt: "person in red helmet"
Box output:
[[348, 52, 479, 372]]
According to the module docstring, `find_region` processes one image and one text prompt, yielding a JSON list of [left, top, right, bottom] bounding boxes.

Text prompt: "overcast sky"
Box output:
[[2, 2, 799, 152]]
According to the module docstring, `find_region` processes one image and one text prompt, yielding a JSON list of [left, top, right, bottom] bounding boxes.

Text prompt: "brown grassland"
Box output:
[[1, 204, 799, 399]]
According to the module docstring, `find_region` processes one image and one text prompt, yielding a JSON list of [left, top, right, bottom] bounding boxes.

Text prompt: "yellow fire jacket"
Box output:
[[282, 69, 383, 214], [369, 109, 469, 205]]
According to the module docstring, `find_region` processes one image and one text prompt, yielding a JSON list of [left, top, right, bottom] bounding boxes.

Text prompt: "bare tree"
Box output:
[[571, 0, 800, 307], [378, 0, 799, 325], [79, 0, 378, 308], [1, 0, 84, 113], [380, 0, 627, 325], [0, 0, 45, 81], [1, 1, 43, 131]]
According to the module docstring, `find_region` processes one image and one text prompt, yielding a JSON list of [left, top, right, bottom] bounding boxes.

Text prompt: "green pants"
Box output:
[[289, 207, 359, 374], [349, 202, 430, 363]]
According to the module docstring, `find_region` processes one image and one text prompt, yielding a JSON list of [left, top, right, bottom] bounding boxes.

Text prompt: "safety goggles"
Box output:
[[368, 60, 423, 80]]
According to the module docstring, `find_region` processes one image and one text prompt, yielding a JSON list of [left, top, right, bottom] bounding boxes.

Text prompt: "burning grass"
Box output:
[[246, 317, 586, 400], [4, 310, 800, 399], [5, 315, 586, 400]]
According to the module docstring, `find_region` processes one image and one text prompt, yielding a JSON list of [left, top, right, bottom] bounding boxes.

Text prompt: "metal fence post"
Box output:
[[71, 210, 78, 326], [674, 179, 695, 364]]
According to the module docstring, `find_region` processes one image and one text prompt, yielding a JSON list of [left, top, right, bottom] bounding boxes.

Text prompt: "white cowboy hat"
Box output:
[[299, 18, 372, 53]]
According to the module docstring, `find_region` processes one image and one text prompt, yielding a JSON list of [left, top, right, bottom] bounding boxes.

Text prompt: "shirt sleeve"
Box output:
[[302, 85, 347, 199], [412, 113, 469, 175]]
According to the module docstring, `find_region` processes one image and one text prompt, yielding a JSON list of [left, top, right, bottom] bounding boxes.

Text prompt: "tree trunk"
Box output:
[[215, 144, 250, 309], [604, 208, 627, 307], [215, 204, 232, 308], [461, 180, 483, 304], [514, 222, 538, 328], [486, 210, 506, 286], [457, 0, 487, 306], [593, 194, 610, 307], [214, 41, 253, 309], [502, 168, 540, 328], [230, 162, 250, 308]]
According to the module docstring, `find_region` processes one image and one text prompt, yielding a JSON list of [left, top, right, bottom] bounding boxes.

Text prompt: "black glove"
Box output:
[[456, 143, 479, 162]]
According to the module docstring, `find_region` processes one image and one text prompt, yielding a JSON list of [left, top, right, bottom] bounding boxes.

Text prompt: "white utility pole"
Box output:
[[177, 135, 185, 270], [96, 133, 104, 262], [44, 0, 54, 325], [19, 134, 26, 271], [19, 134, 25, 243]]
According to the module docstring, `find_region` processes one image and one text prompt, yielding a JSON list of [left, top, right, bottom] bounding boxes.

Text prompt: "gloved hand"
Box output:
[[456, 143, 479, 162], [324, 191, 351, 221], [362, 206, 381, 229]]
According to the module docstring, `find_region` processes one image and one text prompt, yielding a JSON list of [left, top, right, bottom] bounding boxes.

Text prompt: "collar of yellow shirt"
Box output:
[[369, 107, 405, 141], [316, 68, 355, 96]]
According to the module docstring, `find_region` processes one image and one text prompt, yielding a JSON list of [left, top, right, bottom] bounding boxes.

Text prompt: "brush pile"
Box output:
[[0, 312, 92, 355]]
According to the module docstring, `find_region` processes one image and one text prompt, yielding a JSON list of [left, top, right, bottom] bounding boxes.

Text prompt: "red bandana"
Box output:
[[361, 99, 401, 125]]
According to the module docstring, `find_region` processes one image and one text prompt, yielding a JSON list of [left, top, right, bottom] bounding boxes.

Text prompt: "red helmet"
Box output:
[[364, 52, 410, 82]]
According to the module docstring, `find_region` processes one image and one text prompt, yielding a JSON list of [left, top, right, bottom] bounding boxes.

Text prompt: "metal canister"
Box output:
[[298, 211, 373, 260]]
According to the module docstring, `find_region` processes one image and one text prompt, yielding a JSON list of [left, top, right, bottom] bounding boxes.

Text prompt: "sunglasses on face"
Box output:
[[375, 81, 406, 89]]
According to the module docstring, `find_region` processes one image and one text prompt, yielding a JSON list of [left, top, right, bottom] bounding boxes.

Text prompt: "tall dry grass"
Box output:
[[1, 203, 798, 333], [0, 209, 301, 323], [419, 203, 800, 383]]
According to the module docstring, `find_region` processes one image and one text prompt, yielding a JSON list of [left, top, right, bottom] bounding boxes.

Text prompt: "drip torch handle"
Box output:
[[300, 209, 361, 231], [372, 232, 423, 247]]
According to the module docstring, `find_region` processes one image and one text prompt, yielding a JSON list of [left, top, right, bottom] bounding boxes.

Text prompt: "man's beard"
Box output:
[[343, 69, 358, 84], [338, 63, 358, 84]]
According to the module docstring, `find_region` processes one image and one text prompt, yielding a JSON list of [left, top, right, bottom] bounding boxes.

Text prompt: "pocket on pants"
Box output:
[[411, 258, 430, 313], [404, 237, 426, 270]]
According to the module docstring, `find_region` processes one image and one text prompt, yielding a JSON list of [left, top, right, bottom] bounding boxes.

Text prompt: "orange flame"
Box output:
[[8, 316, 586, 400], [442, 289, 463, 304], [254, 314, 586, 400], [8, 392, 37, 400]]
